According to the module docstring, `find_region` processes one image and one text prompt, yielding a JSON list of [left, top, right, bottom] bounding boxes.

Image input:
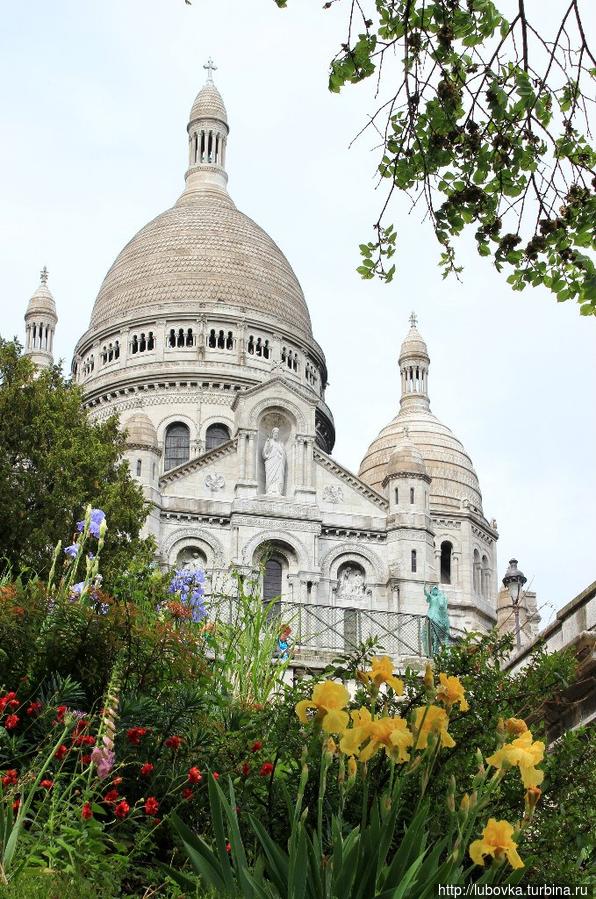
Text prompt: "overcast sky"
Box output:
[[1, 0, 594, 620]]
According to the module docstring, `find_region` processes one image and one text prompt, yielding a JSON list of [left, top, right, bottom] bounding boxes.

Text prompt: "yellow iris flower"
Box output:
[[412, 705, 455, 749], [359, 656, 404, 694], [436, 673, 469, 711], [295, 680, 350, 733], [338, 708, 372, 757], [469, 818, 524, 870], [502, 717, 528, 736], [358, 716, 413, 764], [486, 730, 544, 788]]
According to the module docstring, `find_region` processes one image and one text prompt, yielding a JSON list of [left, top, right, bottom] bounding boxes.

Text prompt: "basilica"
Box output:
[[22, 68, 503, 657]]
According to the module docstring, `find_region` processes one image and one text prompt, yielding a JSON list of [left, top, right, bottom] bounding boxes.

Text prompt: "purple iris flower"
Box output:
[[64, 544, 78, 559], [76, 508, 106, 538]]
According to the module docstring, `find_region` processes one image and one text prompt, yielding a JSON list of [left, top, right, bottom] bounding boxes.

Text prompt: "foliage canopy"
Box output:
[[0, 339, 151, 583], [274, 0, 596, 314]]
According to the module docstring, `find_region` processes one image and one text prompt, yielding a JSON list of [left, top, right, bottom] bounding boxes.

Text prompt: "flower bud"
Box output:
[[423, 663, 434, 689], [524, 786, 542, 817], [446, 792, 455, 812], [347, 756, 357, 779], [459, 793, 470, 814]]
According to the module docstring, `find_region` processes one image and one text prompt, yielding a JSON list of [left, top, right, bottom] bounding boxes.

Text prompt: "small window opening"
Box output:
[[411, 549, 417, 573]]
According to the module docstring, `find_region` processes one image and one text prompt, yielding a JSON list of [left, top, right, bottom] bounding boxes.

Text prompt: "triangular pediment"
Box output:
[[231, 374, 318, 411], [159, 436, 238, 487], [314, 447, 389, 511]]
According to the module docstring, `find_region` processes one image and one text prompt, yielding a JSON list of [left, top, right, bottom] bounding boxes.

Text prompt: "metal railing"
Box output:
[[208, 597, 448, 661]]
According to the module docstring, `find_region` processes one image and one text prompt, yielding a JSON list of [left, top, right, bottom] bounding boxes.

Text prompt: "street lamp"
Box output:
[[502, 558, 527, 650]]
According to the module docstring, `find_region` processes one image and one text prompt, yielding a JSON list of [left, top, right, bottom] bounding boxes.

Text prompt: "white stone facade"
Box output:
[[24, 74, 501, 654]]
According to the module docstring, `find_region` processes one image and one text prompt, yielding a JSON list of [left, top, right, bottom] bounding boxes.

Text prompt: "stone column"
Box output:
[[247, 432, 257, 482], [238, 430, 247, 480]]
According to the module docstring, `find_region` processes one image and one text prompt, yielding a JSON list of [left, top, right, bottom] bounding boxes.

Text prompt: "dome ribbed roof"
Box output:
[[399, 324, 428, 362], [360, 408, 482, 510], [88, 192, 313, 339], [26, 270, 56, 318], [189, 83, 228, 125], [385, 433, 429, 480], [124, 413, 158, 448]]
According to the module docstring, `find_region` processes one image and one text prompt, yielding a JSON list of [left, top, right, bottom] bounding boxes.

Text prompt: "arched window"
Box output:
[[147, 332, 155, 350], [177, 328, 185, 348], [248, 336, 255, 354], [481, 554, 489, 598], [410, 486, 415, 504], [139, 333, 147, 352], [411, 549, 417, 572], [186, 328, 194, 347], [131, 335, 138, 354], [226, 331, 234, 350], [440, 541, 453, 585], [395, 487, 399, 505], [205, 423, 231, 451], [164, 423, 190, 471], [136, 459, 142, 477], [168, 329, 176, 348], [208, 329, 216, 348], [473, 549, 481, 593], [263, 558, 283, 603]]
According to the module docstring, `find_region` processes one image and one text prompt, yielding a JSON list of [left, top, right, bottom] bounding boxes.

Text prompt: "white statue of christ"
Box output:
[[262, 427, 286, 496]]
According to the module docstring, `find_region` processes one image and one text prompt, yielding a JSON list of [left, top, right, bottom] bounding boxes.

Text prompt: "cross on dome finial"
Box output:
[[409, 311, 418, 328], [40, 266, 49, 285], [203, 57, 217, 83]]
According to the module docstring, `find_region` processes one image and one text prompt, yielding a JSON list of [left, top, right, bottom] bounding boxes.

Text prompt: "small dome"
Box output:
[[189, 83, 228, 125], [399, 324, 429, 363], [26, 268, 56, 319], [124, 413, 158, 448], [385, 432, 429, 480]]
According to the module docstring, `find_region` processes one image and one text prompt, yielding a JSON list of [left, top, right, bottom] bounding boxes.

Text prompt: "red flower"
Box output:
[[72, 734, 96, 747], [81, 802, 93, 820], [103, 788, 119, 804], [112, 776, 123, 786], [140, 762, 154, 777], [40, 779, 54, 790], [26, 701, 43, 716], [74, 718, 90, 733], [241, 762, 251, 777], [2, 769, 18, 787], [126, 726, 148, 746], [212, 771, 220, 781], [181, 786, 193, 800], [164, 735, 183, 750], [55, 705, 67, 722], [81, 754, 92, 765], [4, 714, 19, 731], [54, 744, 68, 761], [259, 762, 274, 778], [144, 796, 159, 816], [7, 699, 19, 710], [12, 799, 20, 814], [187, 766, 202, 784], [0, 692, 17, 712], [114, 800, 130, 819], [226, 841, 232, 854], [251, 740, 263, 752]]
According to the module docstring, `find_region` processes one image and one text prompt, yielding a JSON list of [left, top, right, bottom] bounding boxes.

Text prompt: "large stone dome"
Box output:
[[88, 191, 313, 339], [359, 317, 483, 512]]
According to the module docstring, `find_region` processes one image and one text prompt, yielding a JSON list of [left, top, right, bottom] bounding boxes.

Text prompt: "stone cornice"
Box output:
[[314, 448, 389, 511], [159, 437, 238, 486]]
